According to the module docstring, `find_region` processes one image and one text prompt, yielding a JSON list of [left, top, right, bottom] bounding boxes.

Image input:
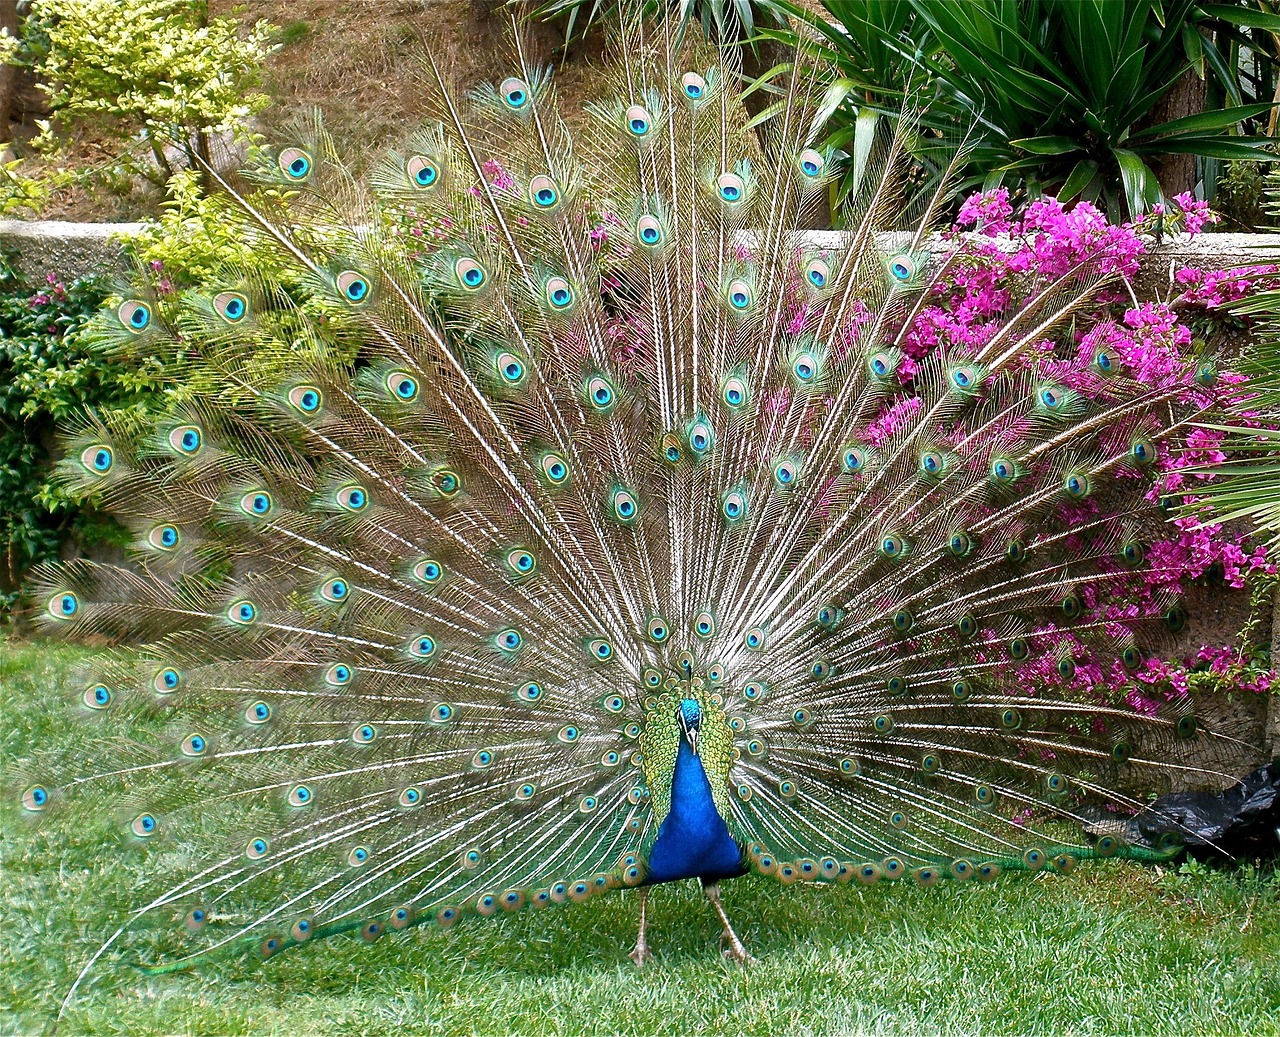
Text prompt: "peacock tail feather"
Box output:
[[10, 23, 1255, 984]]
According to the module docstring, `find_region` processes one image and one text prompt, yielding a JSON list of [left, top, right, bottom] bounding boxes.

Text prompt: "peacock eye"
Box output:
[[500, 77, 530, 109], [336, 270, 370, 304], [722, 376, 748, 409], [636, 215, 664, 247], [726, 279, 752, 311], [886, 253, 916, 282], [336, 484, 369, 512], [528, 174, 560, 209], [214, 291, 248, 322], [386, 372, 418, 401], [716, 172, 745, 205], [278, 147, 311, 180], [117, 299, 151, 331], [406, 155, 440, 188], [798, 148, 824, 178], [544, 277, 574, 311], [804, 259, 830, 289], [624, 104, 651, 137], [681, 72, 707, 100], [454, 257, 487, 290], [495, 352, 526, 385], [288, 385, 323, 414], [168, 425, 202, 455], [80, 444, 114, 474]]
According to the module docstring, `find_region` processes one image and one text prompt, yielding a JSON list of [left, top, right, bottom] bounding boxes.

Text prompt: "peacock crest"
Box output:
[[8, 21, 1253, 984]]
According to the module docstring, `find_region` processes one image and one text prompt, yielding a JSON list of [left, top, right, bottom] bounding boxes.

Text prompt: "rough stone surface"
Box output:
[[7, 221, 1279, 759], [0, 220, 146, 282]]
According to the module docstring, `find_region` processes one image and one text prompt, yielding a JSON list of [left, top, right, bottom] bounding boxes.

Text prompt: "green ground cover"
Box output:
[[4, 638, 1280, 1036]]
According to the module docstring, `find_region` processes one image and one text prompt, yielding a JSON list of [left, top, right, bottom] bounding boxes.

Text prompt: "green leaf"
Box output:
[[1114, 148, 1160, 215], [1198, 2, 1280, 31], [1130, 102, 1276, 139], [1059, 158, 1100, 201], [1009, 135, 1081, 155]]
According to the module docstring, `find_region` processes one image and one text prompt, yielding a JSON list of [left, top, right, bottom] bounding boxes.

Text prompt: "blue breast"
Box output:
[[645, 740, 745, 885]]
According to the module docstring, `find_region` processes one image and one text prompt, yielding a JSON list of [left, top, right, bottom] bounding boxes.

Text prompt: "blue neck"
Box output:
[[644, 740, 744, 885]]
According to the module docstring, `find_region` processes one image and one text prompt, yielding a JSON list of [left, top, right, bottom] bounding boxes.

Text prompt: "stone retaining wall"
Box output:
[[5, 220, 1278, 761]]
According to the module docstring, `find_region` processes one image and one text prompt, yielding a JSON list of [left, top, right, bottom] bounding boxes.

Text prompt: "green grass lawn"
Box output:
[[4, 637, 1280, 1036]]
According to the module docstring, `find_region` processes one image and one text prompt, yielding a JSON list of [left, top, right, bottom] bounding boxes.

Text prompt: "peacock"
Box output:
[[11, 22, 1259, 992]]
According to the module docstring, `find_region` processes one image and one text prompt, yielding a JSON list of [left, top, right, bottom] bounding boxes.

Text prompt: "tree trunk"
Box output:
[[0, 0, 21, 162], [1142, 65, 1207, 199]]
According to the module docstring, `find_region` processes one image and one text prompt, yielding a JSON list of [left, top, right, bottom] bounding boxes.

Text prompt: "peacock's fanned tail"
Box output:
[[12, 26, 1252, 978]]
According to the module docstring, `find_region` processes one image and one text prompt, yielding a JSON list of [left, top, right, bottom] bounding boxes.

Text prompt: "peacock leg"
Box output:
[[702, 880, 755, 965], [629, 887, 654, 967]]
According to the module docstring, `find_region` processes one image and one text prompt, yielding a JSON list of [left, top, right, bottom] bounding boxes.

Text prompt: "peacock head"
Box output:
[[678, 698, 701, 755]]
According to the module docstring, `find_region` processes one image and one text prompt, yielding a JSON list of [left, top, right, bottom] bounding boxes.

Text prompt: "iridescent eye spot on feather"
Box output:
[[743, 681, 765, 702], [868, 351, 898, 380], [409, 635, 436, 658], [84, 682, 112, 710], [1120, 541, 1144, 566], [1038, 385, 1063, 409], [288, 784, 313, 807], [791, 350, 819, 384], [773, 458, 799, 488], [1061, 594, 1082, 618], [154, 667, 181, 694], [495, 352, 526, 385], [278, 147, 312, 180], [434, 468, 461, 497], [1197, 362, 1217, 386], [722, 488, 747, 522], [336, 270, 370, 304], [48, 591, 78, 620], [246, 836, 269, 860], [540, 453, 569, 486], [505, 549, 536, 577], [951, 677, 972, 701], [1064, 472, 1091, 498], [214, 291, 247, 322], [181, 733, 208, 757], [529, 175, 560, 209], [1058, 658, 1076, 680], [611, 487, 638, 523], [694, 610, 716, 639], [688, 419, 713, 455], [516, 681, 543, 703], [352, 724, 376, 746], [348, 845, 371, 867], [386, 372, 418, 401], [586, 375, 616, 411], [950, 364, 979, 391], [588, 638, 613, 662], [681, 72, 707, 100], [1131, 439, 1156, 465], [878, 533, 908, 559], [726, 279, 751, 311], [544, 277, 574, 311], [317, 578, 350, 603], [227, 599, 257, 625], [886, 253, 916, 282], [496, 628, 523, 654], [816, 605, 839, 629], [919, 450, 947, 478], [842, 446, 866, 473], [412, 558, 443, 584], [603, 694, 625, 713], [406, 155, 439, 188], [245, 700, 271, 724], [716, 172, 745, 206], [336, 484, 369, 512], [132, 813, 158, 837], [1093, 348, 1117, 374], [325, 663, 353, 686], [21, 784, 48, 811], [80, 444, 114, 474], [117, 299, 151, 332], [500, 77, 529, 109], [947, 531, 974, 557], [804, 259, 829, 289], [147, 523, 180, 551], [798, 148, 825, 178], [240, 486, 272, 514], [186, 908, 208, 932], [557, 725, 581, 744], [431, 703, 455, 724], [286, 384, 323, 415], [454, 257, 487, 290], [624, 104, 651, 136], [643, 668, 662, 688], [636, 215, 663, 247], [646, 617, 669, 643], [722, 376, 748, 409], [168, 425, 202, 455], [515, 781, 537, 801], [989, 456, 1017, 484], [1166, 606, 1188, 633], [745, 626, 765, 650]]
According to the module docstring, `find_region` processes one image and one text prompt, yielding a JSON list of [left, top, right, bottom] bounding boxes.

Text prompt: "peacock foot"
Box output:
[[629, 940, 655, 968], [718, 930, 756, 966]]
